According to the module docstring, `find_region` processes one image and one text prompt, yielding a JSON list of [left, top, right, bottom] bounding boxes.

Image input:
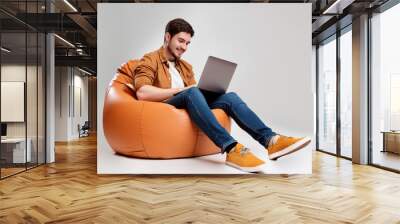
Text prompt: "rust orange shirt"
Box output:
[[133, 46, 196, 90]]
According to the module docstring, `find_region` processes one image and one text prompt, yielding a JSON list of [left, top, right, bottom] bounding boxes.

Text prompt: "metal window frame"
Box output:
[[367, 0, 400, 173], [316, 24, 353, 162], [0, 0, 47, 180], [316, 0, 400, 172]]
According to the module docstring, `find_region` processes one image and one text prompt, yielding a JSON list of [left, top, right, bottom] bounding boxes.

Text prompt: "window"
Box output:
[[318, 36, 337, 155], [340, 28, 352, 158], [370, 2, 400, 171]]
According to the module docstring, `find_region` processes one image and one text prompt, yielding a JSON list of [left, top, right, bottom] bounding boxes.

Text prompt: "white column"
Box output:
[[352, 14, 369, 164], [46, 32, 55, 163], [45, 0, 55, 163]]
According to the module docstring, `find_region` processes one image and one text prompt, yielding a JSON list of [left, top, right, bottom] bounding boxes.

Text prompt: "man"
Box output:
[[133, 18, 310, 173]]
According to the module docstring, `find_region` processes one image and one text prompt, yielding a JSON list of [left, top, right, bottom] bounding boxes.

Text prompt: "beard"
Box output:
[[167, 43, 181, 60]]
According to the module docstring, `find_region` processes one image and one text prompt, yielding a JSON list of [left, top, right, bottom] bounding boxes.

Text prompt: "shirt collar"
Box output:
[[158, 46, 181, 67]]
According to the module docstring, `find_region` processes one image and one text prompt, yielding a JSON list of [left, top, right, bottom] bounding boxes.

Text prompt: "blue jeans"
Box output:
[[164, 87, 276, 153]]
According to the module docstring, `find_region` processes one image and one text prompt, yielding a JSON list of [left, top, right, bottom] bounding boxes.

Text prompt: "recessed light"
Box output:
[[1, 47, 11, 53], [63, 0, 78, 12], [78, 67, 92, 76], [54, 34, 75, 48]]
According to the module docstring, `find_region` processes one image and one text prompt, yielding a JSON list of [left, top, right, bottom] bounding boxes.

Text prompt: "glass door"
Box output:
[[339, 27, 352, 158], [370, 3, 400, 171], [317, 36, 337, 155]]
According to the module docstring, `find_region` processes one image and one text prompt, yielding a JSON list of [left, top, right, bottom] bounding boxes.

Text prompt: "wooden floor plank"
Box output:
[[0, 134, 400, 223]]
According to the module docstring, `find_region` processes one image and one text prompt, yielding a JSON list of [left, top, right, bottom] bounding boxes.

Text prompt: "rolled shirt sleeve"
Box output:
[[134, 55, 157, 90]]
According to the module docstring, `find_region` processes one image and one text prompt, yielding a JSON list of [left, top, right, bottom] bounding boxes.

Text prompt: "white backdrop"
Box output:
[[97, 3, 314, 174]]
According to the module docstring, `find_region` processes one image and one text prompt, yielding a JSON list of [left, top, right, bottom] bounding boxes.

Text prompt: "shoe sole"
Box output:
[[269, 137, 311, 160], [225, 161, 264, 173]]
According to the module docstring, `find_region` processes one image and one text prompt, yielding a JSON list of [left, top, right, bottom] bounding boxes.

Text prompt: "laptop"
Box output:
[[197, 56, 237, 94]]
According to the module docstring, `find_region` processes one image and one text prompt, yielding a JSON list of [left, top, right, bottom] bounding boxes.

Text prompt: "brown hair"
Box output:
[[165, 18, 194, 38]]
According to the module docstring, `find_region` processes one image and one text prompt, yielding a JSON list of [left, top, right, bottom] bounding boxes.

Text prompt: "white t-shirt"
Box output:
[[168, 60, 185, 89]]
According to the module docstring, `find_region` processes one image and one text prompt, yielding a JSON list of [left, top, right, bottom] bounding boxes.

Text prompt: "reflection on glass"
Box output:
[[0, 1, 46, 179], [340, 29, 352, 158], [318, 37, 337, 154], [1, 31, 27, 177], [38, 33, 46, 165], [371, 3, 400, 171]]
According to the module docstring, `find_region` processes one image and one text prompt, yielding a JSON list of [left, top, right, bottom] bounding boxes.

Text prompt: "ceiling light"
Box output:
[[63, 0, 78, 12], [1, 47, 11, 53], [78, 67, 92, 76], [323, 0, 355, 15], [54, 34, 75, 48]]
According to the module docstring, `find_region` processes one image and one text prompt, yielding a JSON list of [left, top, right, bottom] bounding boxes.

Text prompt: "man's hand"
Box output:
[[178, 84, 197, 92], [136, 84, 197, 102]]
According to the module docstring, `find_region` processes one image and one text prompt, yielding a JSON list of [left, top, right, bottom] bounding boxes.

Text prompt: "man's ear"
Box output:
[[165, 32, 171, 43]]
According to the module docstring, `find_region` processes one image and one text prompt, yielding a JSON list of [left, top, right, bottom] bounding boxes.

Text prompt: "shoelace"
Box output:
[[240, 147, 250, 156]]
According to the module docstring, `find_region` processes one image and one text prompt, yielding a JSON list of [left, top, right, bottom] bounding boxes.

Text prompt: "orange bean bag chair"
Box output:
[[102, 59, 231, 159]]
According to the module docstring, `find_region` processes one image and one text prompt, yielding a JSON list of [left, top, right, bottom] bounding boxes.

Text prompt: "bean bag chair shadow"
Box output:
[[102, 59, 231, 159]]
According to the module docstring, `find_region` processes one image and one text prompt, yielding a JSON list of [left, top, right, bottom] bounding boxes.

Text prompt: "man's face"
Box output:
[[165, 32, 192, 60]]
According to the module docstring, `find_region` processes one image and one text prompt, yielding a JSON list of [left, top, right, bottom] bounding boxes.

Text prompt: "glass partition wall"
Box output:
[[317, 26, 353, 159], [0, 1, 46, 179], [316, 0, 400, 172], [317, 35, 337, 155], [339, 27, 352, 159], [370, 2, 400, 172]]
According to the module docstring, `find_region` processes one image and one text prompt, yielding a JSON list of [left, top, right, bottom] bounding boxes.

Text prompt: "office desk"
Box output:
[[1, 138, 32, 163], [381, 131, 400, 154]]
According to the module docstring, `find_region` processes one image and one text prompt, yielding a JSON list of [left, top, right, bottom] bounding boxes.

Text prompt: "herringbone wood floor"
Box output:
[[1, 134, 400, 224]]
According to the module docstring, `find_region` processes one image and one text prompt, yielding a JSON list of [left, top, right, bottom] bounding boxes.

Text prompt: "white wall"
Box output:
[[1, 65, 41, 138], [1, 65, 26, 129], [55, 66, 69, 141], [98, 3, 313, 174], [54, 67, 89, 141], [72, 72, 89, 137]]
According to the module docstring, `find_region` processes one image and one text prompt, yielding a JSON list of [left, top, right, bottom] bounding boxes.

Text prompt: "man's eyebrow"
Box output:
[[178, 38, 190, 43]]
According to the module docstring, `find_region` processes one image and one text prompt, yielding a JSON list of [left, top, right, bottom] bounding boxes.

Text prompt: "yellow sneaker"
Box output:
[[225, 143, 265, 173], [266, 135, 311, 160]]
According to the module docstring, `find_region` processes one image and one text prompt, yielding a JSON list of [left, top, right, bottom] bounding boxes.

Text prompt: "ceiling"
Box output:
[[0, 0, 392, 75]]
